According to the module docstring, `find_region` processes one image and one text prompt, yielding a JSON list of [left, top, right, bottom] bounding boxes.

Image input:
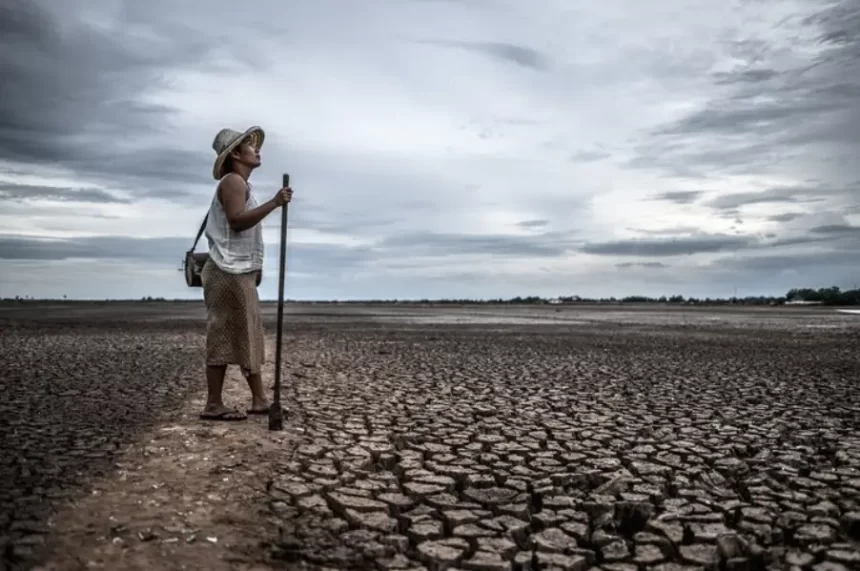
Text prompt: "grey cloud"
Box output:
[[420, 40, 549, 70], [746, 223, 860, 251], [628, 0, 860, 186], [725, 38, 769, 65], [582, 234, 751, 257], [767, 212, 803, 222], [651, 191, 703, 204], [627, 139, 787, 178], [0, 230, 581, 267], [515, 219, 549, 230], [766, 234, 838, 249], [570, 149, 610, 163], [499, 117, 540, 126], [713, 68, 779, 84], [809, 224, 860, 237], [656, 98, 831, 138], [0, 183, 129, 204], [713, 249, 860, 275], [588, 222, 860, 264], [615, 262, 668, 269], [705, 186, 832, 210], [626, 226, 703, 236], [0, 235, 187, 262], [297, 214, 404, 236], [0, 234, 373, 275], [0, 0, 228, 196], [803, 0, 860, 47], [379, 230, 577, 258]]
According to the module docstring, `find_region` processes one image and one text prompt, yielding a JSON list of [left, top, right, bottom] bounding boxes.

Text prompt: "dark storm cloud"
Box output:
[[582, 234, 751, 257], [420, 40, 549, 70], [628, 0, 860, 181], [0, 183, 129, 204], [0, 0, 216, 193]]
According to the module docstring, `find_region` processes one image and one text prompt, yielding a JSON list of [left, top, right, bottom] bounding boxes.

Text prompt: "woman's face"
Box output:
[[233, 138, 262, 168]]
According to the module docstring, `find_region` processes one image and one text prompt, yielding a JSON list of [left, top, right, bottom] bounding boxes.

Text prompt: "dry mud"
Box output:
[[1, 303, 860, 571], [0, 312, 205, 569]]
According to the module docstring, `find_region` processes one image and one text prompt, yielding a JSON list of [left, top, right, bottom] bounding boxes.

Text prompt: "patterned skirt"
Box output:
[[201, 259, 265, 374]]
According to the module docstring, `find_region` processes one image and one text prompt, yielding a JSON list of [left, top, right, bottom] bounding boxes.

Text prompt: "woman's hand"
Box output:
[[272, 186, 293, 207]]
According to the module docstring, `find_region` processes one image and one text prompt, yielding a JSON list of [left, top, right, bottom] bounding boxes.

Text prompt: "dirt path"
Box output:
[[32, 338, 302, 571]]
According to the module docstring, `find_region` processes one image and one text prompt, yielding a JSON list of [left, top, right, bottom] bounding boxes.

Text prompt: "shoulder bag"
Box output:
[[182, 214, 264, 288], [183, 215, 209, 288]]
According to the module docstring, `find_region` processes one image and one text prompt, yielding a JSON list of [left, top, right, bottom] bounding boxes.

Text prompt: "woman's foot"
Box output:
[[199, 404, 247, 421], [247, 399, 269, 415]]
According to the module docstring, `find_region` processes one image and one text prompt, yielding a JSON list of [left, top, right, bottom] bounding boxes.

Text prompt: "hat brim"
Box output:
[[212, 126, 265, 180]]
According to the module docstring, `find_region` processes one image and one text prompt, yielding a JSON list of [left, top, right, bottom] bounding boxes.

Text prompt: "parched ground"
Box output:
[[0, 311, 207, 568], [0, 305, 301, 571], [265, 308, 860, 571], [1, 303, 860, 570]]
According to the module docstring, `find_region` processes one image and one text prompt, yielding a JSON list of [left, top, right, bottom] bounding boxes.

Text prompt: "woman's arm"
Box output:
[[219, 174, 277, 232]]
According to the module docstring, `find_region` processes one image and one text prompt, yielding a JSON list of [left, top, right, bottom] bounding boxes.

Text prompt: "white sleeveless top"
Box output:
[[205, 175, 265, 274]]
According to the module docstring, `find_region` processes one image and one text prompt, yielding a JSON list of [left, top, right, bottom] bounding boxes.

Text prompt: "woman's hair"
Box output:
[[222, 154, 235, 176]]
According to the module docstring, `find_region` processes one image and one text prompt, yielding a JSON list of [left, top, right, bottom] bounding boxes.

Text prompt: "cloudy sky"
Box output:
[[0, 0, 858, 300]]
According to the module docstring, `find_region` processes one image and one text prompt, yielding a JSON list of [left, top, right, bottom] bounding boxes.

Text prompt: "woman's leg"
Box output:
[[244, 369, 268, 412], [206, 365, 228, 407], [244, 272, 269, 413], [201, 365, 245, 419], [200, 260, 247, 420]]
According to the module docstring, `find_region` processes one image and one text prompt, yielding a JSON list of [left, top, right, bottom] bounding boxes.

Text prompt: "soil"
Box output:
[[3, 302, 860, 570], [31, 339, 301, 571]]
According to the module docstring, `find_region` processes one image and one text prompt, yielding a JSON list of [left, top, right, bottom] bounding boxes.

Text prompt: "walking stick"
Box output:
[[268, 172, 290, 431]]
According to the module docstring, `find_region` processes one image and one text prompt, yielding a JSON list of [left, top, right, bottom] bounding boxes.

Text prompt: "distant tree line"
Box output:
[[784, 286, 860, 306], [400, 286, 859, 306], [1, 286, 858, 306]]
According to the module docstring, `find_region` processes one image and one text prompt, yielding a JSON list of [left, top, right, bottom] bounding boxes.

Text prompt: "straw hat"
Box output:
[[211, 126, 265, 180]]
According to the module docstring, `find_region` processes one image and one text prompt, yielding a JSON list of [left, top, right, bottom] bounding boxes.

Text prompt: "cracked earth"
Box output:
[[267, 309, 860, 571], [2, 304, 859, 571]]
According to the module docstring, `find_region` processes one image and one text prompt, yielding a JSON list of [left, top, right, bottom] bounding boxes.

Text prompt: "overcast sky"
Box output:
[[1, 0, 858, 300]]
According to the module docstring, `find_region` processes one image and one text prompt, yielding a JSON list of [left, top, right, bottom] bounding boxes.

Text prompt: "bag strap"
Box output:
[[190, 179, 248, 253], [189, 214, 208, 253]]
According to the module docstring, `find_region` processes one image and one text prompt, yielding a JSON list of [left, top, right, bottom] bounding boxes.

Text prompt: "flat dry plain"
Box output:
[[1, 302, 859, 571]]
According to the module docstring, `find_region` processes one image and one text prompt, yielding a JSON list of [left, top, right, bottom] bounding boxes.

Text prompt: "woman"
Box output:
[[200, 126, 292, 421]]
